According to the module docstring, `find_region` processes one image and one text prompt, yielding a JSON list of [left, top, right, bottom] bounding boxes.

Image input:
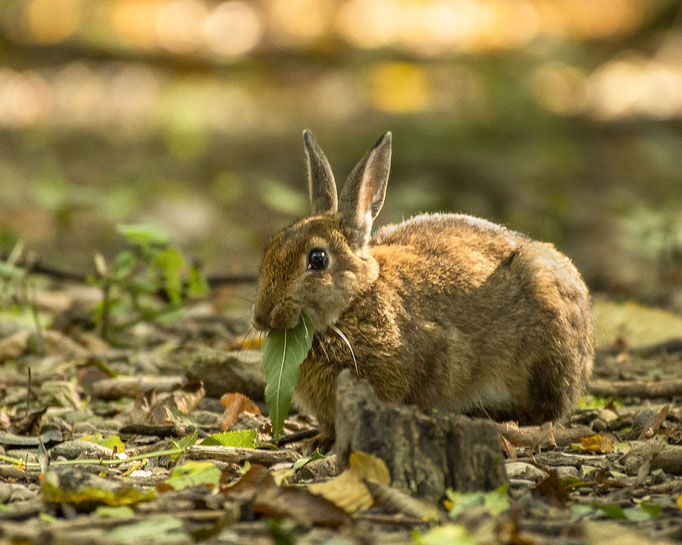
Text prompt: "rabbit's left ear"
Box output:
[[339, 132, 392, 249], [304, 130, 338, 215]]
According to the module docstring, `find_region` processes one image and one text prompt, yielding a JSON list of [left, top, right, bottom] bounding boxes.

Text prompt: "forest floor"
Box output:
[[0, 281, 682, 545]]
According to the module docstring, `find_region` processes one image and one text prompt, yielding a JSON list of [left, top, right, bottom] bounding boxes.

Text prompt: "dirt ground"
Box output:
[[0, 283, 681, 545]]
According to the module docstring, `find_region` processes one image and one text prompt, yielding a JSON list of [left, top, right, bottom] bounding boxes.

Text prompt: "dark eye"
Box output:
[[307, 248, 328, 271]]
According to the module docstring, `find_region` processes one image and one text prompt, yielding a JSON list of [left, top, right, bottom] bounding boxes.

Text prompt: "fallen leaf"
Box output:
[[498, 432, 517, 460], [220, 393, 262, 431], [414, 524, 474, 545], [149, 381, 205, 425], [201, 429, 257, 448], [678, 494, 682, 512], [363, 478, 438, 521], [254, 481, 351, 528], [42, 469, 155, 507], [637, 404, 669, 440], [96, 505, 135, 518], [573, 434, 614, 453], [81, 433, 125, 453], [446, 483, 510, 518], [157, 461, 221, 492], [307, 451, 390, 512], [10, 407, 47, 436], [293, 450, 325, 471], [170, 430, 199, 461], [107, 514, 187, 544], [222, 464, 350, 527], [533, 471, 568, 507], [223, 464, 271, 502]]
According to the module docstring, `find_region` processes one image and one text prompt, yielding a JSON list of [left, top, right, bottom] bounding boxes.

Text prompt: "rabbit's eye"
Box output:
[[307, 248, 328, 271]]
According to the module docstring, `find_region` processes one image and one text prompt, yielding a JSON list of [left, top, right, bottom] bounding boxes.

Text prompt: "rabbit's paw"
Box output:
[[301, 431, 335, 455]]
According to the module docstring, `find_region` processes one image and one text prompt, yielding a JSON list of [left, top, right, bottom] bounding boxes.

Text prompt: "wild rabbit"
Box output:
[[253, 130, 594, 451]]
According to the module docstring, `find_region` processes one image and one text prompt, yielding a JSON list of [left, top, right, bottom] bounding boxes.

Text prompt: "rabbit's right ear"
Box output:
[[338, 132, 392, 250], [304, 130, 338, 215]]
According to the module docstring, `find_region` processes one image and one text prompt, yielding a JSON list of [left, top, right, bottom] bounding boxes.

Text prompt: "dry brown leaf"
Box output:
[[533, 470, 568, 507], [574, 434, 615, 453], [637, 404, 670, 440], [363, 478, 437, 521], [254, 481, 351, 528], [307, 451, 390, 512], [149, 381, 205, 424], [222, 464, 351, 528], [220, 392, 262, 431], [498, 432, 517, 460]]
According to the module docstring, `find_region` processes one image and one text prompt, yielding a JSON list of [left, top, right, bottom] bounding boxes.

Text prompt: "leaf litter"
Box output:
[[1, 277, 682, 543]]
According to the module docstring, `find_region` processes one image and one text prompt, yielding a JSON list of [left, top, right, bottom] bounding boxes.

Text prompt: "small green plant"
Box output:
[[0, 241, 45, 347], [90, 224, 208, 342]]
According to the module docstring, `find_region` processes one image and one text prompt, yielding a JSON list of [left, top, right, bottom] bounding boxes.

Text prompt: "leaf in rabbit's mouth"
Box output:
[[263, 312, 315, 445]]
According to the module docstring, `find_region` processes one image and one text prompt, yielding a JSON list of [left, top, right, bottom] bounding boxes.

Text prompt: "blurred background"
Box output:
[[1, 0, 682, 312]]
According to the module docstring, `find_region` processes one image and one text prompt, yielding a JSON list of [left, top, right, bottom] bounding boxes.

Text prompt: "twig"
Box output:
[[589, 379, 682, 399], [0, 447, 185, 469], [186, 445, 301, 466], [278, 429, 319, 445]]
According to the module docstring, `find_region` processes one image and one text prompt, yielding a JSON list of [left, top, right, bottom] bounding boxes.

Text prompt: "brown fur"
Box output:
[[253, 131, 594, 450]]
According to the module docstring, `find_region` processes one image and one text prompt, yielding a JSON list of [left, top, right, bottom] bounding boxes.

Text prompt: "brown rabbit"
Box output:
[[253, 130, 594, 451]]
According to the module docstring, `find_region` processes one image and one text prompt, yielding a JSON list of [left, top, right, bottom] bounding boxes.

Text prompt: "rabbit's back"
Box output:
[[364, 212, 594, 422]]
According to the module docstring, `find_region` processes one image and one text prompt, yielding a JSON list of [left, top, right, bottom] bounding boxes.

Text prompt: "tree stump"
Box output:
[[334, 370, 507, 502]]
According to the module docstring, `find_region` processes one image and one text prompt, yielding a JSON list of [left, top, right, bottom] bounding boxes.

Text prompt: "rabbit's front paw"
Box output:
[[301, 431, 335, 455]]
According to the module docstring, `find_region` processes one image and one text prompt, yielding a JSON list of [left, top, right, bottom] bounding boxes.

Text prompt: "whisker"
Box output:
[[330, 325, 358, 375], [317, 338, 331, 364]]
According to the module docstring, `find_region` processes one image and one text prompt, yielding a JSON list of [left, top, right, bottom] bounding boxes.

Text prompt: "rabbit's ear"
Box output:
[[304, 130, 338, 215], [339, 132, 392, 249]]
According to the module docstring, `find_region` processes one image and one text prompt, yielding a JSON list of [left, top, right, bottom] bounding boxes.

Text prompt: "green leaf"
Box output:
[[155, 247, 184, 303], [263, 313, 315, 444], [111, 250, 137, 280], [160, 461, 221, 491], [446, 483, 510, 518], [413, 524, 474, 545], [96, 505, 135, 518], [170, 430, 199, 461], [116, 224, 170, 247], [0, 262, 25, 280], [41, 471, 156, 506], [81, 433, 125, 453], [200, 429, 257, 448], [597, 503, 626, 519], [293, 450, 325, 471], [107, 514, 187, 544], [188, 266, 208, 297], [640, 502, 662, 516], [571, 504, 596, 520]]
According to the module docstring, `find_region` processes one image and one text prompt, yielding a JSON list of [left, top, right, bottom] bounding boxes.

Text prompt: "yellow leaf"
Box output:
[[307, 451, 390, 512], [677, 494, 682, 511], [572, 434, 614, 453]]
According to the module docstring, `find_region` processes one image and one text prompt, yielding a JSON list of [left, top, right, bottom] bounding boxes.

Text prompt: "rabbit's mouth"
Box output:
[[253, 300, 302, 331]]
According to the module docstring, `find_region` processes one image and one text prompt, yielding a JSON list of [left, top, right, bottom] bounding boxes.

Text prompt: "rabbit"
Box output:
[[252, 130, 594, 452]]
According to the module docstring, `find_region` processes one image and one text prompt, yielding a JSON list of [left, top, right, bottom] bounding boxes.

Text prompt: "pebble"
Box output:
[[505, 461, 548, 480], [553, 466, 579, 479], [633, 408, 658, 432]]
